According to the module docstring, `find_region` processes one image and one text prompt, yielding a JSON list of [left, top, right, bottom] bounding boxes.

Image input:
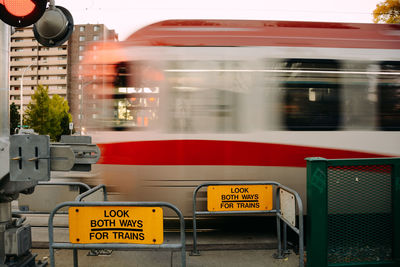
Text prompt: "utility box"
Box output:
[[18, 184, 81, 212], [306, 157, 400, 267], [5, 224, 31, 256]]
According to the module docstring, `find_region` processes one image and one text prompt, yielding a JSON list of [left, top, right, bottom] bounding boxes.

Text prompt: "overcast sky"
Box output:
[[55, 0, 381, 40]]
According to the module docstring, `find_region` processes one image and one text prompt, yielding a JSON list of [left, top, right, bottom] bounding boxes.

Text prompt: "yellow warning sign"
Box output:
[[207, 185, 273, 211], [69, 206, 163, 244]]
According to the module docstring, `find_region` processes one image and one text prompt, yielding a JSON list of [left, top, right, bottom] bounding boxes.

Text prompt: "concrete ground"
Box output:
[[32, 248, 300, 267]]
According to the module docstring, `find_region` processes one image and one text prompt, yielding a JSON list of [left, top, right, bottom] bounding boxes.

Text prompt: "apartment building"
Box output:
[[68, 24, 118, 132], [9, 27, 68, 113], [9, 24, 118, 130]]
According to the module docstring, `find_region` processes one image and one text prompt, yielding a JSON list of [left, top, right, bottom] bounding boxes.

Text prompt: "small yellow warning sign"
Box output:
[[69, 206, 163, 244], [207, 185, 273, 211]]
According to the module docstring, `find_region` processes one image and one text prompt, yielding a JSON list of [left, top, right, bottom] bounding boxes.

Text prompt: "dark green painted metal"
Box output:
[[393, 162, 400, 264], [306, 157, 328, 267], [306, 157, 400, 267]]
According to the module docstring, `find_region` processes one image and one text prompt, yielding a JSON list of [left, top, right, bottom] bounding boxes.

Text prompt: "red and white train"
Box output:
[[81, 20, 400, 216]]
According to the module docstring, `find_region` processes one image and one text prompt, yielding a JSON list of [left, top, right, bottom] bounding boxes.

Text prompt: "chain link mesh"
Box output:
[[327, 165, 393, 264]]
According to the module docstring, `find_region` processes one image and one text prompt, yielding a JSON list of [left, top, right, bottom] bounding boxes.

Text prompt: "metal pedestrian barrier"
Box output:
[[191, 181, 304, 267], [75, 183, 108, 202], [48, 185, 186, 267]]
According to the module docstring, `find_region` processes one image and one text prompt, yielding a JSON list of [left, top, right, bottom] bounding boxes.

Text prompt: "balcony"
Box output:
[[11, 40, 38, 48], [10, 51, 38, 57], [10, 79, 67, 87], [38, 69, 67, 75], [11, 68, 68, 76], [12, 29, 34, 38], [10, 61, 42, 67], [38, 50, 68, 56]]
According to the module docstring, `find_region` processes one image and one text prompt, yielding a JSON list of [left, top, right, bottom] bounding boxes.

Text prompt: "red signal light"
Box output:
[[1, 0, 35, 17], [0, 0, 47, 27]]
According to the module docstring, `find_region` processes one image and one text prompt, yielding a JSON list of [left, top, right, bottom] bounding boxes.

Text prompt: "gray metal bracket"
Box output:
[[55, 135, 101, 171], [9, 134, 101, 182], [9, 135, 50, 182]]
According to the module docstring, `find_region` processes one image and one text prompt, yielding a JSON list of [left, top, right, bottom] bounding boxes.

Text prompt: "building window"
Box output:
[[79, 36, 85, 41], [94, 25, 100, 31], [79, 55, 83, 61], [93, 35, 99, 41], [79, 46, 84, 51], [79, 26, 85, 32]]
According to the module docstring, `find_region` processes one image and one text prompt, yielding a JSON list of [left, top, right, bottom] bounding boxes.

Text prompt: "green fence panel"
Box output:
[[306, 157, 400, 267]]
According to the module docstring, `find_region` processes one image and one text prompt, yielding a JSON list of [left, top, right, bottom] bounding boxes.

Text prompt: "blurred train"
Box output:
[[80, 20, 400, 216]]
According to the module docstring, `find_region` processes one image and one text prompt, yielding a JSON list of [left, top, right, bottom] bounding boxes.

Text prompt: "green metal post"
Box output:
[[306, 157, 328, 267], [393, 161, 400, 265]]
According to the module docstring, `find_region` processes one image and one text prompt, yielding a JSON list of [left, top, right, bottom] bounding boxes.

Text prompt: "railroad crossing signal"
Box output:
[[0, 0, 47, 27], [33, 4, 74, 47], [0, 0, 74, 47]]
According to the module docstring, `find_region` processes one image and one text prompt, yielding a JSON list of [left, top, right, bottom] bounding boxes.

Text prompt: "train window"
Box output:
[[340, 62, 377, 129], [112, 61, 161, 130], [378, 62, 400, 130], [280, 59, 341, 130], [165, 60, 246, 133]]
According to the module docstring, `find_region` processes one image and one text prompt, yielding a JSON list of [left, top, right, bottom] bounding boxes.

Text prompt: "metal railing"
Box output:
[[191, 181, 304, 267], [275, 183, 304, 266], [48, 186, 186, 267], [75, 184, 107, 202]]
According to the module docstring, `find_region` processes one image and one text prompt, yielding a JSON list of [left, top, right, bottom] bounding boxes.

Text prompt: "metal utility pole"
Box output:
[[0, 20, 10, 188], [0, 20, 12, 265], [20, 63, 34, 130]]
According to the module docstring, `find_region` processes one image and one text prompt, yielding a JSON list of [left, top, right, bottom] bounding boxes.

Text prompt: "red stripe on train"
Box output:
[[96, 140, 388, 167]]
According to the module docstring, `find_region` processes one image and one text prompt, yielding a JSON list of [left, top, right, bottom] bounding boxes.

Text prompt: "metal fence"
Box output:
[[48, 185, 186, 267], [191, 181, 304, 266], [306, 157, 400, 267]]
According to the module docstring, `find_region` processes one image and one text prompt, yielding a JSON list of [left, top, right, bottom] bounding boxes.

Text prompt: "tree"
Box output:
[[24, 85, 72, 141], [9, 102, 20, 135], [373, 0, 400, 23]]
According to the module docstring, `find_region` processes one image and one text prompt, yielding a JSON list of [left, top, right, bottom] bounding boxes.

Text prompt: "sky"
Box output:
[[55, 0, 382, 41]]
